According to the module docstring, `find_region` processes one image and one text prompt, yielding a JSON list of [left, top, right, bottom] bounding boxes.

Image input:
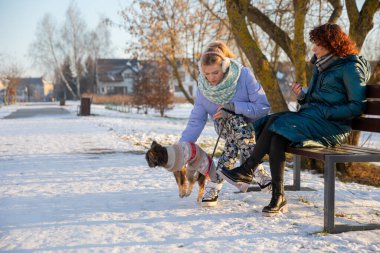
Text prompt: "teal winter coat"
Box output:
[[254, 55, 371, 147]]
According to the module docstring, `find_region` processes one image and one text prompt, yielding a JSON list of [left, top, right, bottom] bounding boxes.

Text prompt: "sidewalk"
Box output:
[[3, 107, 70, 119]]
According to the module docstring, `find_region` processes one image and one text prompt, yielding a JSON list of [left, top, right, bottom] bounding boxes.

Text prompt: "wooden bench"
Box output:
[[286, 84, 380, 233]]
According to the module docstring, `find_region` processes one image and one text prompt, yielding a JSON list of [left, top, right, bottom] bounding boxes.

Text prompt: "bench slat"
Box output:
[[326, 146, 371, 155], [352, 117, 380, 133], [365, 100, 380, 115], [286, 144, 380, 161], [286, 147, 327, 160], [340, 144, 380, 153], [329, 148, 371, 155], [366, 85, 380, 99]]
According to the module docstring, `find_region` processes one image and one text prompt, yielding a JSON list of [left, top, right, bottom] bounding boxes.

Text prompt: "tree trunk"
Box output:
[[226, 0, 287, 112], [59, 69, 77, 99], [165, 55, 194, 105], [368, 60, 380, 85], [292, 0, 309, 86], [241, 0, 311, 108], [346, 0, 380, 49], [345, 0, 379, 147], [327, 0, 343, 23], [76, 75, 81, 98]]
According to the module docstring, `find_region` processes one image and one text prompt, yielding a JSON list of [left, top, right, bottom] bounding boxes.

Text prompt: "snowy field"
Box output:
[[0, 102, 379, 252]]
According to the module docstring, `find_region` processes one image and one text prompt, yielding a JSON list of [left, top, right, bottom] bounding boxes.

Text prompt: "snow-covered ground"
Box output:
[[0, 102, 379, 252]]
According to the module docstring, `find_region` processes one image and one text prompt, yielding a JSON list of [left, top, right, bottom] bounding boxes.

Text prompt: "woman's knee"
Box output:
[[269, 133, 289, 155]]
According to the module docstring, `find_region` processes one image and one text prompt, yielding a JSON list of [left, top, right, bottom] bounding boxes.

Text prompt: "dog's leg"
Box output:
[[173, 168, 187, 198], [180, 166, 187, 198], [197, 174, 207, 202], [185, 169, 197, 197]]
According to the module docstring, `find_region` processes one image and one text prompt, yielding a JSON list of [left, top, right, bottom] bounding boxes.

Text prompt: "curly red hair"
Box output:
[[309, 23, 359, 57]]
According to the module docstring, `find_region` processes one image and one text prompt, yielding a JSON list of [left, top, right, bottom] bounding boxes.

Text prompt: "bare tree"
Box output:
[[84, 18, 113, 94], [224, 0, 379, 112], [29, 6, 114, 100], [346, 0, 380, 49], [86, 18, 113, 61], [149, 60, 173, 117], [132, 59, 173, 116], [132, 62, 151, 114], [120, 0, 226, 104], [62, 3, 87, 98], [0, 59, 23, 105], [29, 14, 77, 99]]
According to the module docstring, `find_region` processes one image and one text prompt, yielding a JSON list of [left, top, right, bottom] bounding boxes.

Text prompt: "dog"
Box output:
[[145, 141, 214, 202]]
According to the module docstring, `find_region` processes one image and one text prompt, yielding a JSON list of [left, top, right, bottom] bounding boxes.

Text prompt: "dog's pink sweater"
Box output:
[[163, 142, 214, 176]]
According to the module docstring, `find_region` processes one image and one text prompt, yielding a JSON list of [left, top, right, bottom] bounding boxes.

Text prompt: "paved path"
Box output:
[[3, 107, 70, 119]]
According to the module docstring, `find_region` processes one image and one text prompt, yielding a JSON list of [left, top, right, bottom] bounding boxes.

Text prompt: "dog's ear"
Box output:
[[151, 140, 161, 148], [145, 150, 158, 167]]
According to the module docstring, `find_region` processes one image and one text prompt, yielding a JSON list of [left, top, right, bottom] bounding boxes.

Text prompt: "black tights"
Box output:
[[247, 115, 290, 183]]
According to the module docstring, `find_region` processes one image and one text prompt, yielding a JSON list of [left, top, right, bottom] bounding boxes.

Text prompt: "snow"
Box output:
[[0, 102, 379, 252]]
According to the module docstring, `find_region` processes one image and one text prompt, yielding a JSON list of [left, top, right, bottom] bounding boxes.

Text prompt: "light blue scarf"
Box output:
[[198, 59, 242, 105]]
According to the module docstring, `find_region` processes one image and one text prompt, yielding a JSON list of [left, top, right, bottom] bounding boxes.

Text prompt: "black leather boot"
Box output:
[[262, 181, 287, 216], [217, 159, 259, 192]]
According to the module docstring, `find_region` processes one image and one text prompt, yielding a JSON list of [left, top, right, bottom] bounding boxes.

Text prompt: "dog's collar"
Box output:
[[164, 145, 176, 170]]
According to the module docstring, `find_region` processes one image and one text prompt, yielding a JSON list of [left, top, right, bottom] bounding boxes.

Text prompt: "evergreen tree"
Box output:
[[55, 56, 76, 100]]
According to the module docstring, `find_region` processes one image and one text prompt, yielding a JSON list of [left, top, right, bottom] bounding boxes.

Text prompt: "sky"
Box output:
[[0, 0, 133, 77], [0, 0, 377, 78]]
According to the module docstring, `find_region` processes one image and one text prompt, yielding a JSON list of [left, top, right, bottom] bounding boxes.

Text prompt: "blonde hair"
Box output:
[[200, 41, 235, 66]]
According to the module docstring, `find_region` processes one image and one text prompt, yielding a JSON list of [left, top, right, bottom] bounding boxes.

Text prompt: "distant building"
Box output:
[[0, 79, 7, 104], [169, 60, 196, 98], [0, 79, 5, 90], [96, 58, 141, 95], [96, 58, 196, 98], [16, 77, 54, 102]]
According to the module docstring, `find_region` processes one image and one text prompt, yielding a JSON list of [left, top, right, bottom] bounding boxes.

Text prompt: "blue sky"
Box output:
[[0, 0, 376, 78], [0, 0, 132, 77]]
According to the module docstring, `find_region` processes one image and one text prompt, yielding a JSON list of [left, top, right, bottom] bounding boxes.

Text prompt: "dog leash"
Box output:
[[210, 108, 243, 160], [211, 120, 225, 161]]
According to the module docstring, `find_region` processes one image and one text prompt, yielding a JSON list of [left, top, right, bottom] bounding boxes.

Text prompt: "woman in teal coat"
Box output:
[[218, 23, 371, 216]]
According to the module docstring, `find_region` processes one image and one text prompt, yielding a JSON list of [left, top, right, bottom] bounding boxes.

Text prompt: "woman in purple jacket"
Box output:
[[180, 41, 271, 207]]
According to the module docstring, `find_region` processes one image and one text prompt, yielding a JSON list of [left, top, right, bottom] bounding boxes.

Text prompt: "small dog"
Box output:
[[145, 141, 213, 202]]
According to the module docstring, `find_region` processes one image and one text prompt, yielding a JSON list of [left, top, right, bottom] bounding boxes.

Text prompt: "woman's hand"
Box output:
[[213, 103, 235, 120], [291, 83, 302, 96], [213, 106, 223, 120]]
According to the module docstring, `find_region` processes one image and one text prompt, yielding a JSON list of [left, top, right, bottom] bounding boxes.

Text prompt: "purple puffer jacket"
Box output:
[[180, 67, 270, 143]]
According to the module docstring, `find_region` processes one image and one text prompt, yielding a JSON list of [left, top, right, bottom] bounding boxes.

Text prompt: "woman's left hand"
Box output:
[[214, 104, 235, 120], [213, 106, 223, 120]]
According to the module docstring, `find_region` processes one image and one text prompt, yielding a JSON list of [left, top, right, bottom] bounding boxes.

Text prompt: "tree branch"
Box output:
[[327, 0, 343, 24], [199, 0, 230, 28], [246, 4, 294, 62], [345, 0, 359, 25], [226, 0, 287, 112], [346, 0, 380, 48]]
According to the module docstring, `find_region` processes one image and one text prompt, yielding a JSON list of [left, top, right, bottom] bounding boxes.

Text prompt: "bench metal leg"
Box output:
[[284, 154, 314, 192], [323, 156, 380, 233], [293, 155, 301, 190], [324, 157, 335, 232]]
